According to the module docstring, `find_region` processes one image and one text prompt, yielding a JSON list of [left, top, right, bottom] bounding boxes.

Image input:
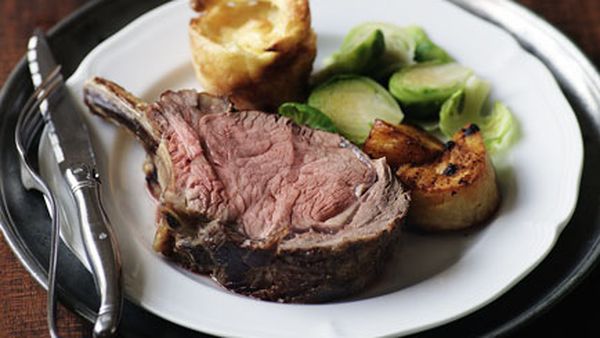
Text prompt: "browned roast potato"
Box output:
[[188, 0, 316, 111], [397, 124, 500, 231], [363, 119, 445, 168]]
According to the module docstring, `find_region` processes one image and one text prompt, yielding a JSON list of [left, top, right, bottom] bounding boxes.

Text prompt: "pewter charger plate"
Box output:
[[0, 0, 599, 337]]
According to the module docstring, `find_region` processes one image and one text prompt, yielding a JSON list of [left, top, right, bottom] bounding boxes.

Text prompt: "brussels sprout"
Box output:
[[482, 101, 519, 154], [323, 27, 385, 74], [389, 62, 473, 118], [314, 22, 418, 85], [312, 27, 385, 86], [363, 22, 417, 78], [439, 79, 518, 154], [308, 75, 404, 144], [439, 90, 468, 135], [278, 103, 338, 133], [439, 75, 491, 137], [405, 26, 453, 63]]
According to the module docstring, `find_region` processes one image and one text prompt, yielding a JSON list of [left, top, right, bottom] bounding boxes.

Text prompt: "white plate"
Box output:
[[41, 0, 584, 337]]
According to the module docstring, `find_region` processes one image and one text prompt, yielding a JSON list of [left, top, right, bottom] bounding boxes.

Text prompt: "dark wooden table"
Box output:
[[1, 1, 600, 337]]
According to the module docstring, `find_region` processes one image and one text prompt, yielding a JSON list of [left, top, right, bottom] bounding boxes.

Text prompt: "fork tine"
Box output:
[[20, 66, 62, 120], [21, 66, 62, 127], [17, 67, 61, 129], [16, 66, 63, 154], [20, 66, 62, 119], [15, 65, 63, 192]]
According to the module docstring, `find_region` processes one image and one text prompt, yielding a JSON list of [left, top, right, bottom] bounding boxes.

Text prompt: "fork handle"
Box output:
[[65, 165, 122, 338]]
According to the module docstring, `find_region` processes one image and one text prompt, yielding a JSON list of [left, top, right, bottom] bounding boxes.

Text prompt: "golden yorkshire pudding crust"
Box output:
[[188, 0, 316, 111]]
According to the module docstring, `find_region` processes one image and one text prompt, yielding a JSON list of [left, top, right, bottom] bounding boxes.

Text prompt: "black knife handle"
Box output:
[[65, 165, 122, 338]]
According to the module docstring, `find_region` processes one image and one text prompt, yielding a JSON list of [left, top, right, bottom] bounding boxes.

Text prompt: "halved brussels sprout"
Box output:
[[482, 101, 519, 154], [405, 26, 453, 63], [389, 62, 473, 118], [439, 75, 491, 137], [364, 22, 417, 78], [323, 27, 385, 75], [278, 102, 338, 133], [313, 22, 418, 85], [308, 75, 404, 144], [439, 76, 518, 153]]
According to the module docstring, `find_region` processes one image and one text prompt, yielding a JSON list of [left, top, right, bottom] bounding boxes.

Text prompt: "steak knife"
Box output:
[[27, 30, 122, 338]]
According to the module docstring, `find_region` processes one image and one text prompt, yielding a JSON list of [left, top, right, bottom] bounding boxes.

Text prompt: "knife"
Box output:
[[27, 30, 122, 338]]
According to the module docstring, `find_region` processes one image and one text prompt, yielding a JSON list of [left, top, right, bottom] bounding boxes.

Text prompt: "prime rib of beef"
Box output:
[[83, 77, 410, 303]]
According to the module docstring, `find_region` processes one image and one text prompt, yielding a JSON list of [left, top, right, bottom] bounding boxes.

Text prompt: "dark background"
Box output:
[[1, 0, 599, 337]]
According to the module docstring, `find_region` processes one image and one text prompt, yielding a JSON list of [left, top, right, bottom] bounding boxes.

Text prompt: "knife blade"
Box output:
[[28, 30, 122, 338]]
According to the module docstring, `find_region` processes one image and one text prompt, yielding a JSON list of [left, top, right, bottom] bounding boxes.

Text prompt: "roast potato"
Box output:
[[397, 124, 500, 231], [189, 0, 316, 111], [363, 119, 444, 168]]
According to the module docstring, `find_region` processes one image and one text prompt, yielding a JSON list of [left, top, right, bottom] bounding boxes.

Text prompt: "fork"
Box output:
[[15, 65, 65, 338]]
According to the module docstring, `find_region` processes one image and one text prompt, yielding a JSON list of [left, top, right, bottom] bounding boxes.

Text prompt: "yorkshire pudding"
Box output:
[[189, 0, 316, 111]]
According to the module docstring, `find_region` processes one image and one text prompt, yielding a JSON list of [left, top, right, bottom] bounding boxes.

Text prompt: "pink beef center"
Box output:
[[168, 111, 376, 240]]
